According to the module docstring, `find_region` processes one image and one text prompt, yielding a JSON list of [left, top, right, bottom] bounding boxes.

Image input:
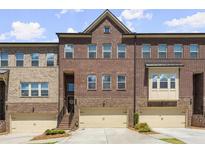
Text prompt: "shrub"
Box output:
[[45, 129, 65, 135], [134, 112, 139, 125], [135, 123, 151, 132]]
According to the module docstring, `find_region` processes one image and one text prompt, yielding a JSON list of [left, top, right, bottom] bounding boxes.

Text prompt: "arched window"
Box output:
[[160, 74, 168, 89]]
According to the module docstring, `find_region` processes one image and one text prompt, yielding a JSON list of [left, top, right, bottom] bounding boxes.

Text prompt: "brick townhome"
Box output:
[[0, 10, 205, 133]]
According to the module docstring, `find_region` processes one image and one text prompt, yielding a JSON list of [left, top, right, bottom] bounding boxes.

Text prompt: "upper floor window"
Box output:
[[117, 75, 126, 90], [87, 75, 96, 90], [102, 75, 111, 90], [88, 44, 97, 59], [104, 26, 110, 33], [103, 43, 111, 59], [47, 53, 54, 66], [159, 74, 168, 89], [64, 44, 74, 59], [158, 44, 167, 58], [152, 74, 158, 89], [117, 44, 126, 59], [174, 44, 183, 58], [0, 52, 8, 67], [20, 82, 48, 97], [190, 44, 198, 59], [31, 53, 39, 67], [16, 52, 24, 67], [142, 44, 151, 58], [170, 74, 176, 89]]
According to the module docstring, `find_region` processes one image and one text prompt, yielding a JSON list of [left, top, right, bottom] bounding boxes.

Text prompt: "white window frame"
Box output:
[[16, 52, 24, 67], [64, 44, 74, 59], [174, 44, 183, 58], [87, 44, 97, 59], [87, 75, 97, 90], [0, 51, 8, 67], [170, 74, 176, 89], [31, 53, 39, 67], [190, 44, 199, 58], [141, 44, 151, 58], [158, 44, 167, 58], [117, 44, 126, 59], [117, 75, 126, 90], [151, 74, 158, 89], [46, 53, 55, 66], [102, 43, 112, 59], [20, 82, 49, 97], [104, 26, 110, 33], [102, 74, 112, 90]]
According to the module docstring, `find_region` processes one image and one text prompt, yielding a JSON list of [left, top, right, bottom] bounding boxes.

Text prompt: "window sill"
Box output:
[[20, 96, 49, 98], [87, 89, 97, 91], [117, 89, 126, 91], [102, 89, 112, 91]]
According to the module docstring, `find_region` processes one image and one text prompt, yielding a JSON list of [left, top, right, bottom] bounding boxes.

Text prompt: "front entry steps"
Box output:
[[58, 113, 78, 130]]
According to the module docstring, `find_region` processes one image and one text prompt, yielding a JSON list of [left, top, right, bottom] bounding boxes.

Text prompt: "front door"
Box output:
[[193, 73, 204, 114], [0, 81, 5, 120], [67, 96, 74, 113]]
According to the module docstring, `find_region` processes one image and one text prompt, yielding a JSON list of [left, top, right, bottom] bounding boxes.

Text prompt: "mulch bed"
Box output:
[[31, 133, 70, 141]]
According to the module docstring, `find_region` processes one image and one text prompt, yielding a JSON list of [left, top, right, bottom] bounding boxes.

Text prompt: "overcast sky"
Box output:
[[0, 9, 205, 42]]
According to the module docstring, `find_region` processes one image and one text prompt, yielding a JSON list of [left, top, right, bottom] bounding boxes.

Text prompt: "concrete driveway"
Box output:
[[0, 133, 39, 144], [153, 128, 205, 144], [60, 128, 166, 144]]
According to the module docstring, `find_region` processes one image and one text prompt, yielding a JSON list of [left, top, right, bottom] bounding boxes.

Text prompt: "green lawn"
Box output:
[[160, 138, 186, 144]]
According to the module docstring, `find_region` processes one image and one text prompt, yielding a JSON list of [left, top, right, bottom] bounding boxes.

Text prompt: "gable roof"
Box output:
[[83, 9, 131, 34]]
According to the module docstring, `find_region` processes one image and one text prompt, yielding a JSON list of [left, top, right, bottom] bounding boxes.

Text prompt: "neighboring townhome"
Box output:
[[0, 43, 59, 133], [57, 9, 205, 130]]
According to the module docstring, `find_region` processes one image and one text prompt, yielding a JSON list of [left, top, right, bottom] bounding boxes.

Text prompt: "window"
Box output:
[[31, 83, 39, 96], [31, 53, 39, 67], [67, 83, 74, 92], [174, 44, 183, 58], [104, 26, 110, 33], [21, 83, 29, 96], [152, 74, 158, 89], [47, 53, 54, 66], [41, 83, 48, 96], [102, 75, 111, 90], [87, 75, 96, 90], [158, 44, 167, 58], [88, 44, 97, 59], [0, 52, 8, 67], [142, 44, 151, 58], [170, 74, 176, 89], [190, 44, 198, 58], [117, 44, 126, 58], [160, 74, 168, 89], [103, 43, 111, 59], [117, 75, 126, 90], [64, 44, 74, 59], [20, 82, 49, 97], [16, 52, 24, 67]]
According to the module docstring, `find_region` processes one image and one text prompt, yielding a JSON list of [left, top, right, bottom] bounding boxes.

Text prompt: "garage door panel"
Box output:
[[140, 107, 185, 128], [11, 114, 57, 133], [80, 108, 127, 128]]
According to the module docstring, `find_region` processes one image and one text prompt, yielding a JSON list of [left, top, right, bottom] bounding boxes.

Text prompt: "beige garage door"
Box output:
[[11, 114, 57, 133], [80, 108, 127, 128], [140, 107, 185, 128]]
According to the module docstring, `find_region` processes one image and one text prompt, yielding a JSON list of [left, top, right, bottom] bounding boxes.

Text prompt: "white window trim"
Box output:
[[117, 44, 126, 59], [46, 53, 55, 66], [87, 75, 97, 90], [0, 51, 8, 67], [117, 75, 126, 90], [87, 44, 97, 59], [104, 26, 110, 33], [102, 43, 112, 59], [174, 44, 183, 58], [158, 44, 167, 58], [64, 44, 74, 59], [190, 44, 199, 53], [102, 74, 112, 90], [16, 52, 24, 67], [141, 44, 151, 58], [151, 74, 158, 89], [20, 82, 49, 97]]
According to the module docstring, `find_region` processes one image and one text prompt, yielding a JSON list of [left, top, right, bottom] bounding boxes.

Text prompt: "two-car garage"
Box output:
[[11, 114, 57, 133], [79, 108, 128, 128]]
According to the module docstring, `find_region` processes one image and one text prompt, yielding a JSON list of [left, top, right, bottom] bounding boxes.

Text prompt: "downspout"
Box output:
[[133, 34, 137, 126]]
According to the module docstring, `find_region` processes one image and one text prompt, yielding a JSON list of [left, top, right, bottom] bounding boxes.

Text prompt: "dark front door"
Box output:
[[67, 96, 74, 113], [0, 81, 5, 120], [193, 73, 204, 114]]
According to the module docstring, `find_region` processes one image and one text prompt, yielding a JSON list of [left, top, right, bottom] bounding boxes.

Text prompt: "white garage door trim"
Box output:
[[80, 108, 128, 128], [11, 113, 57, 133], [139, 107, 185, 128]]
